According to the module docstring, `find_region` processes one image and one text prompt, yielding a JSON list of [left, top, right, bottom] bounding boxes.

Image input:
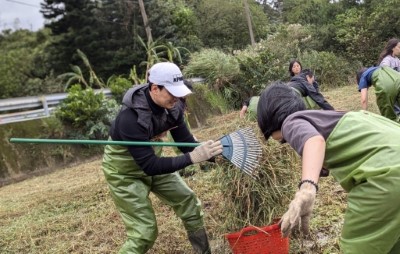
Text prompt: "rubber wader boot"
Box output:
[[188, 228, 211, 254]]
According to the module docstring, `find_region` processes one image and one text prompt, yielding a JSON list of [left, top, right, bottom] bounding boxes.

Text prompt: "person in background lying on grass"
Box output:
[[356, 66, 400, 122], [257, 81, 400, 254], [239, 58, 304, 119], [102, 62, 222, 254], [289, 60, 324, 97], [288, 69, 334, 110], [239, 68, 334, 119]]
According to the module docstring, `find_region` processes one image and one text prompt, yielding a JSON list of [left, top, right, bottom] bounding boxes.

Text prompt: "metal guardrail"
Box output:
[[0, 89, 112, 125], [0, 78, 206, 125]]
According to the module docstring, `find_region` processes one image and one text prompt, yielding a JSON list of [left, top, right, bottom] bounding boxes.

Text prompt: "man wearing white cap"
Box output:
[[102, 62, 221, 254]]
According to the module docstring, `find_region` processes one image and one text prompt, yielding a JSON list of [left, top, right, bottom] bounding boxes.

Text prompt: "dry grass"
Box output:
[[0, 84, 381, 254], [322, 83, 379, 113]]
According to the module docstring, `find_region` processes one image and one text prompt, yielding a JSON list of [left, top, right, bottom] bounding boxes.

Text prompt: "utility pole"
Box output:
[[243, 0, 255, 46], [138, 0, 153, 44]]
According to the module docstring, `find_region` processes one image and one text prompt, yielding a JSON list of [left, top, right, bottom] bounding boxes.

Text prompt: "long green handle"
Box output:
[[9, 138, 200, 147]]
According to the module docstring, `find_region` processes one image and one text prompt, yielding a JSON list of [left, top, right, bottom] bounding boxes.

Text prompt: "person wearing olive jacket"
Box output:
[[102, 62, 222, 254], [357, 66, 400, 122], [257, 82, 400, 254]]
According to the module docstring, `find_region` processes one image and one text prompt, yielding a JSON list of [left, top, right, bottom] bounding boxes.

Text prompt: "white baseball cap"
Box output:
[[148, 62, 192, 97]]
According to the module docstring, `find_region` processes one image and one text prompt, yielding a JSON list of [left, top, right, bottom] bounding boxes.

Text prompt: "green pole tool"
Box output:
[[10, 127, 262, 178]]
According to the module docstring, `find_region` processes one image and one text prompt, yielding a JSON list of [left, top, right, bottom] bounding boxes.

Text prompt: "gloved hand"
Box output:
[[280, 182, 317, 237], [189, 140, 223, 164]]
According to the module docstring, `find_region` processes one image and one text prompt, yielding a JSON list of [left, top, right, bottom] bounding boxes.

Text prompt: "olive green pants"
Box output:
[[103, 168, 204, 254], [340, 169, 400, 253], [372, 66, 400, 122], [325, 111, 400, 253]]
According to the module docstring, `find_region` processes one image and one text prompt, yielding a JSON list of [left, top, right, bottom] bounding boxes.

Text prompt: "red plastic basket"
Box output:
[[225, 223, 289, 254]]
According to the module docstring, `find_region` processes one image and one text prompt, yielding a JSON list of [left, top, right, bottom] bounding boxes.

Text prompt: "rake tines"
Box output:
[[218, 127, 262, 178]]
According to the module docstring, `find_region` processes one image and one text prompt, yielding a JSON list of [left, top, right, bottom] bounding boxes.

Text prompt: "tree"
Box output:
[[194, 0, 269, 50], [0, 29, 50, 98], [41, 0, 143, 79], [334, 0, 400, 65], [168, 1, 203, 53]]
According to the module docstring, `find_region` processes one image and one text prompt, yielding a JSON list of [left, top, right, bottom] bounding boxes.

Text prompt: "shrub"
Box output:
[[183, 24, 358, 110], [231, 41, 290, 107], [108, 76, 133, 103], [234, 48, 287, 99], [183, 48, 240, 89], [192, 83, 229, 114], [183, 49, 241, 110], [55, 84, 120, 139], [300, 50, 362, 88]]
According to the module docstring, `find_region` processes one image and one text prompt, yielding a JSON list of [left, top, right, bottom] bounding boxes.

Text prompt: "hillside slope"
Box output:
[[0, 84, 380, 253]]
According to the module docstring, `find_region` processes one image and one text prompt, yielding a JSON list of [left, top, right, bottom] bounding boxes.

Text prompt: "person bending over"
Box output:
[[102, 62, 222, 254], [356, 66, 400, 122], [257, 81, 400, 254]]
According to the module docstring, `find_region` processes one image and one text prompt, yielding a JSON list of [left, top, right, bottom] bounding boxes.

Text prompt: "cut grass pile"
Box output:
[[0, 84, 380, 253]]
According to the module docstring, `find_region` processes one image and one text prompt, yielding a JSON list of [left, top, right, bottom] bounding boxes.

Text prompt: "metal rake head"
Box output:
[[218, 127, 262, 178]]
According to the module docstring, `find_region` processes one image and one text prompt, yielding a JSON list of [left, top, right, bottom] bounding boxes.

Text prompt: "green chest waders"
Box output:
[[372, 66, 400, 122], [247, 96, 259, 120], [324, 111, 400, 254], [102, 141, 204, 253], [291, 88, 321, 110]]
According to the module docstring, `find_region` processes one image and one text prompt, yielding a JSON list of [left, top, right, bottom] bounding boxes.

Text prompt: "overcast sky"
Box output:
[[0, 0, 45, 31]]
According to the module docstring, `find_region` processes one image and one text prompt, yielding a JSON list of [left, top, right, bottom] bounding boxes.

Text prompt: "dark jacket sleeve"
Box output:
[[312, 81, 320, 92], [288, 77, 334, 110], [306, 85, 334, 110], [112, 109, 194, 176], [288, 81, 306, 94], [169, 118, 198, 154]]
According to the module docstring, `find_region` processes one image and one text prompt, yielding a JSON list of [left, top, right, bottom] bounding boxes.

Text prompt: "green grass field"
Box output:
[[0, 84, 381, 254]]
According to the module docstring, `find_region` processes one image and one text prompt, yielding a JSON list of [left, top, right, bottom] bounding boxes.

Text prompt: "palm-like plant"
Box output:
[[57, 64, 89, 91], [136, 36, 191, 82], [58, 49, 105, 90], [129, 65, 146, 85], [164, 41, 190, 63], [137, 36, 168, 79], [76, 49, 104, 88]]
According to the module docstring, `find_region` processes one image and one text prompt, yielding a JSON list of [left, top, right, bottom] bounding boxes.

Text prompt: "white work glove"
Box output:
[[189, 140, 223, 164], [280, 182, 317, 237]]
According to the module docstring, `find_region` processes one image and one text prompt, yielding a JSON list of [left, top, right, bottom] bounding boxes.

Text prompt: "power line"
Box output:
[[4, 0, 40, 8]]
